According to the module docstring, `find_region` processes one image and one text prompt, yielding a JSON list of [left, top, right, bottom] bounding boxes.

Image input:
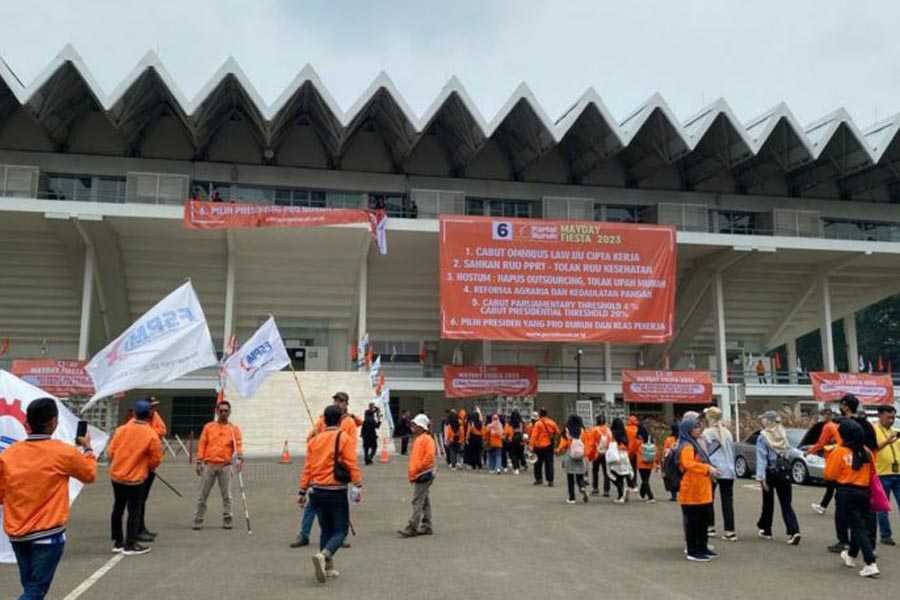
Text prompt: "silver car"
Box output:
[[733, 428, 826, 485]]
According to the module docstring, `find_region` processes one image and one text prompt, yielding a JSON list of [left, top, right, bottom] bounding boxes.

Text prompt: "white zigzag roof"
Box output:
[[1, 45, 899, 192]]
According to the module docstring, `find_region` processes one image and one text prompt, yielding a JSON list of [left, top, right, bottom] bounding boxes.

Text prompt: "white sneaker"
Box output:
[[860, 563, 880, 578], [758, 530, 772, 540], [614, 497, 626, 504], [514, 469, 520, 475], [566, 499, 576, 504], [495, 470, 501, 475], [111, 545, 123, 554], [841, 550, 857, 568], [325, 569, 340, 579], [646, 498, 656, 504], [812, 503, 826, 515], [311, 553, 327, 583], [504, 468, 509, 473]]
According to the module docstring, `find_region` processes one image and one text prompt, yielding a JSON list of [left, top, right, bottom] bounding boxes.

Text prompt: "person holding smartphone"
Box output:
[[874, 405, 900, 545], [0, 398, 97, 599]]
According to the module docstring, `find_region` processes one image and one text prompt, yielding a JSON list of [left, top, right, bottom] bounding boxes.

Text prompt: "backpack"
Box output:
[[568, 437, 585, 460], [662, 446, 683, 493], [641, 442, 657, 463], [766, 451, 792, 484]]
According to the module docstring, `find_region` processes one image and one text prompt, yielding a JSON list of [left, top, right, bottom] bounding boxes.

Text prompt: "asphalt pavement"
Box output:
[[2, 457, 898, 599]]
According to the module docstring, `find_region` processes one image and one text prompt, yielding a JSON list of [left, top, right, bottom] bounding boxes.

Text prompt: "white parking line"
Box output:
[[62, 553, 124, 600]]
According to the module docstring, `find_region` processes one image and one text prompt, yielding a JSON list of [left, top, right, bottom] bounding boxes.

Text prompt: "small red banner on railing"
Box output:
[[443, 365, 538, 398], [810, 372, 894, 405], [622, 370, 713, 404]]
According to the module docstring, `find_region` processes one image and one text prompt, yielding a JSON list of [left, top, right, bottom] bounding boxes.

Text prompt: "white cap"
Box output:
[[412, 414, 430, 430]]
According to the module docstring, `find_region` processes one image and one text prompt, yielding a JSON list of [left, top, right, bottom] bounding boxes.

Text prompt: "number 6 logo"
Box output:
[[492, 221, 513, 241]]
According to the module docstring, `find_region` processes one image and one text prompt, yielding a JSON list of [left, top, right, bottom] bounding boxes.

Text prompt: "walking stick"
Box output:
[[236, 466, 252, 535], [154, 473, 183, 498]]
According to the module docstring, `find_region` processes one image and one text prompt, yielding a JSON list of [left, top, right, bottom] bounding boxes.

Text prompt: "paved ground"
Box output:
[[2, 457, 899, 599]]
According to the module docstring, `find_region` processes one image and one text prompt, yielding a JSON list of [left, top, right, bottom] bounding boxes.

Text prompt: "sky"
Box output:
[[0, 0, 897, 128]]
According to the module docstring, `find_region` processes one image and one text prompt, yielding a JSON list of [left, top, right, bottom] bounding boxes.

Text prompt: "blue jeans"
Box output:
[[298, 501, 316, 540], [488, 448, 502, 471], [309, 488, 349, 556], [12, 540, 65, 600], [877, 475, 900, 539]]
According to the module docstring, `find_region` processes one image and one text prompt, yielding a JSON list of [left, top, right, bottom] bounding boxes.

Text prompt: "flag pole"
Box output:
[[288, 361, 315, 425]]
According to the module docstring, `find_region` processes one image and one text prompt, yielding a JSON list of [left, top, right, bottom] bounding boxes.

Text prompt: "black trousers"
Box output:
[[639, 468, 654, 500], [837, 486, 877, 565], [820, 481, 836, 508], [628, 454, 638, 488], [757, 476, 800, 536], [400, 435, 410, 455], [508, 443, 525, 470], [363, 438, 377, 464], [566, 474, 586, 501], [612, 472, 626, 500], [138, 470, 156, 533], [533, 446, 554, 483], [501, 442, 509, 469], [592, 457, 611, 493], [682, 503, 712, 556], [111, 482, 143, 547], [710, 479, 735, 533]]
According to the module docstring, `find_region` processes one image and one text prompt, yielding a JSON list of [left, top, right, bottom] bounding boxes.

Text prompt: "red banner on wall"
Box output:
[[183, 201, 388, 254], [439, 216, 676, 343], [443, 365, 538, 398], [10, 359, 94, 398], [623, 370, 714, 404], [810, 372, 894, 405]]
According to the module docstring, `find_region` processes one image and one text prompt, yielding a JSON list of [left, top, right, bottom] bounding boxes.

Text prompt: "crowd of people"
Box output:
[[4, 390, 900, 597]]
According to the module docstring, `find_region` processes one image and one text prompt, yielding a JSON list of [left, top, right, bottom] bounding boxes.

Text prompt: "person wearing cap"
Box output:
[[0, 398, 96, 599], [193, 400, 243, 530], [398, 414, 436, 537], [107, 399, 163, 555], [292, 392, 359, 548], [299, 405, 363, 583], [807, 407, 841, 516], [137, 397, 166, 542]]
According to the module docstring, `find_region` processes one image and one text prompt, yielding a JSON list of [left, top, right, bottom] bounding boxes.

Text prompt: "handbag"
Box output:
[[333, 431, 352, 484], [870, 461, 891, 513]]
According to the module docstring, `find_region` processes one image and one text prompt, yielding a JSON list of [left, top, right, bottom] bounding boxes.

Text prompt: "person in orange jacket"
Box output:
[[589, 414, 612, 496], [107, 399, 163, 555], [0, 398, 96, 599], [808, 408, 841, 515], [825, 420, 879, 577], [192, 400, 243, 531], [530, 408, 560, 487], [676, 415, 720, 561], [139, 397, 167, 541], [485, 413, 504, 474], [299, 405, 362, 583], [636, 422, 658, 503], [625, 415, 641, 491], [399, 414, 437, 537]]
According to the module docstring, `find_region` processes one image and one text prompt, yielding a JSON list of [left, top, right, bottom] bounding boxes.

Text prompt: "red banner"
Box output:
[[443, 365, 538, 398], [183, 200, 371, 229], [623, 370, 714, 404], [810, 372, 894, 405], [439, 216, 676, 343], [10, 359, 94, 397]]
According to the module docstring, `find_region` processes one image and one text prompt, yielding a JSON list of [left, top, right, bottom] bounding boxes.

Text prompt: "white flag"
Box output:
[[368, 211, 388, 255], [859, 354, 866, 372], [369, 356, 382, 387], [357, 333, 369, 367], [83, 281, 217, 411], [378, 387, 393, 436], [0, 370, 110, 563], [223, 317, 290, 398]]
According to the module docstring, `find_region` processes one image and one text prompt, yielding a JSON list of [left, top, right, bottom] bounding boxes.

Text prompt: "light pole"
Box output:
[[576, 347, 583, 403]]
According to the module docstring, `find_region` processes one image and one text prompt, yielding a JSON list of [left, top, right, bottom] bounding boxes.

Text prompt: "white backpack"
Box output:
[[597, 432, 610, 454], [569, 437, 585, 460]]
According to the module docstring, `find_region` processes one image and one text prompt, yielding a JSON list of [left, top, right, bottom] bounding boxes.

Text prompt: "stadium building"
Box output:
[[2, 46, 900, 453]]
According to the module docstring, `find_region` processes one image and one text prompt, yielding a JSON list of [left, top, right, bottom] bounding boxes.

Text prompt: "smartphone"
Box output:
[[75, 420, 88, 442]]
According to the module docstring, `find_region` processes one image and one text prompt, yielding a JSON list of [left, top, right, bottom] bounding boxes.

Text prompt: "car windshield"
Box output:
[[786, 429, 805, 448]]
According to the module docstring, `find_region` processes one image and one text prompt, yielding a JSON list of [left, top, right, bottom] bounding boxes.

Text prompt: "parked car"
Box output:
[[733, 428, 826, 484]]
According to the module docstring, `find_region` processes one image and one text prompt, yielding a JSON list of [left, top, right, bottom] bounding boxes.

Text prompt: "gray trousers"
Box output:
[[193, 463, 232, 524], [408, 479, 433, 530]]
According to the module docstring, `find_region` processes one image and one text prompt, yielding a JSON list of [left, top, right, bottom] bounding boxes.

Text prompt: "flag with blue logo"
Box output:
[[223, 316, 290, 398], [83, 281, 217, 411]]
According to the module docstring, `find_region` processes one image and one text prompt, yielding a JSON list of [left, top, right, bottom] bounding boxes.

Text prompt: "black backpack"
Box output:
[[662, 446, 683, 493]]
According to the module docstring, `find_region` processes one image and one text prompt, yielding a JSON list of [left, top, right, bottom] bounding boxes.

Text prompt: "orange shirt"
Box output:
[[625, 421, 640, 456], [485, 422, 504, 448], [0, 437, 96, 541], [312, 413, 360, 448], [150, 411, 167, 438], [556, 431, 590, 455], [197, 421, 243, 465], [677, 445, 712, 505], [107, 420, 163, 485], [300, 427, 362, 490], [529, 418, 559, 449], [408, 433, 437, 482], [663, 435, 677, 457], [503, 423, 515, 442], [825, 446, 874, 487], [809, 421, 842, 457]]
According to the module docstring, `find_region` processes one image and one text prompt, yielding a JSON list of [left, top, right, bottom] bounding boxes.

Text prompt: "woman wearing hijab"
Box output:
[[609, 418, 631, 503], [635, 422, 657, 503], [755, 411, 801, 545], [557, 415, 590, 504], [825, 420, 880, 577], [703, 406, 737, 541], [485, 414, 504, 474], [676, 415, 720, 561], [444, 411, 462, 470]]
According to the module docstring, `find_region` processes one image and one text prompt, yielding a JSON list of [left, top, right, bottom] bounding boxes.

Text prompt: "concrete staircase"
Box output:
[[224, 371, 380, 457]]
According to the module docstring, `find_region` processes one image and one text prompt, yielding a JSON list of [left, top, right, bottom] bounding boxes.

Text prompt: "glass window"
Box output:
[[466, 198, 485, 216], [466, 198, 538, 219], [46, 174, 92, 201], [823, 219, 900, 242], [717, 210, 757, 235], [96, 177, 126, 203], [595, 204, 650, 223]]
